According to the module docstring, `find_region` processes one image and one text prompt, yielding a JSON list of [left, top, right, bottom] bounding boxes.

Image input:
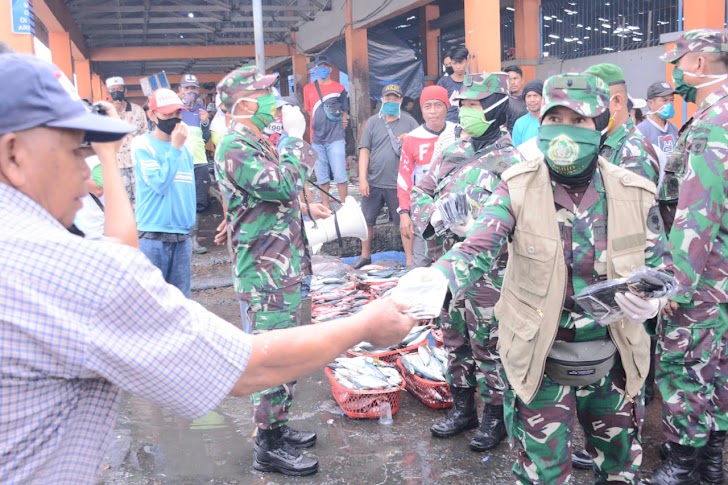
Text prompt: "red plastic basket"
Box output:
[[431, 327, 444, 348], [345, 338, 427, 364], [395, 357, 453, 409], [324, 367, 403, 419]]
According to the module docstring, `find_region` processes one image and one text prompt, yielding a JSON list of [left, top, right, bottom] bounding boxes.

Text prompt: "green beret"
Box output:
[[582, 63, 625, 86]]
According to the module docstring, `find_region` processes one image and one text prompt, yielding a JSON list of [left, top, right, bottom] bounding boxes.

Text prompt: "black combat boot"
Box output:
[[253, 427, 319, 476], [699, 431, 726, 484], [430, 387, 479, 438], [469, 404, 507, 451], [281, 425, 317, 449], [571, 448, 593, 470], [645, 442, 700, 485]]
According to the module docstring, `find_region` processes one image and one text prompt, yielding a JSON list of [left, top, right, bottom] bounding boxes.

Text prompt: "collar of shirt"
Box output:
[[551, 167, 604, 213], [0, 183, 66, 232], [698, 83, 728, 116], [647, 116, 672, 133], [602, 120, 628, 156]]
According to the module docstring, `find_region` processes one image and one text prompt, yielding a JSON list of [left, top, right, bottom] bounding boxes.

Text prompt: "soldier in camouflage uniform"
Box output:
[[215, 66, 319, 476], [411, 72, 522, 451], [417, 73, 671, 484], [645, 29, 728, 485]]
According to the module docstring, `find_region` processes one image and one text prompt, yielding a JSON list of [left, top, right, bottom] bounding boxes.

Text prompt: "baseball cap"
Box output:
[[660, 28, 728, 63], [105, 76, 125, 88], [541, 73, 610, 120], [0, 54, 133, 142], [646, 81, 675, 99], [180, 73, 200, 88], [453, 72, 509, 101], [148, 88, 187, 114], [381, 83, 403, 97], [275, 95, 299, 109], [217, 65, 280, 110], [628, 95, 647, 110], [314, 54, 332, 66]]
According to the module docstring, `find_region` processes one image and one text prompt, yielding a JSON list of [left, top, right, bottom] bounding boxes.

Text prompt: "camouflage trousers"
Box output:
[[120, 166, 136, 206], [656, 301, 728, 447], [248, 286, 302, 429], [504, 365, 644, 484], [442, 297, 506, 405]]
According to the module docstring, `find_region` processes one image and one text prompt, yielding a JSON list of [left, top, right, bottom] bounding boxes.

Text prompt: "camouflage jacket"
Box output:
[[433, 159, 671, 338], [600, 118, 661, 187], [668, 83, 728, 305], [411, 133, 524, 307], [214, 124, 317, 304], [115, 101, 148, 169]]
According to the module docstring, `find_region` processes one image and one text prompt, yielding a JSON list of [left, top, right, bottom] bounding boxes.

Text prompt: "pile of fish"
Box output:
[[328, 356, 403, 391], [401, 345, 449, 383], [357, 266, 409, 298], [350, 324, 431, 355]]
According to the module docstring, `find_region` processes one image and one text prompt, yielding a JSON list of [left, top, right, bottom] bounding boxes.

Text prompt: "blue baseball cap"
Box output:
[[0, 54, 134, 142]]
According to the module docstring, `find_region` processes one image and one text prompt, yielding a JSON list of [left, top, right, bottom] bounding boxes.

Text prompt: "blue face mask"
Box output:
[[315, 66, 331, 80], [657, 103, 675, 120], [381, 101, 401, 117]]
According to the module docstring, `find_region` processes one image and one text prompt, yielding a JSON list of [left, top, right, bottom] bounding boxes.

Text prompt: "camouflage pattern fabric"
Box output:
[[411, 133, 523, 402], [657, 302, 728, 448], [504, 366, 644, 484], [248, 289, 303, 428], [214, 124, 317, 306], [667, 83, 728, 305], [660, 28, 728, 63], [453, 72, 509, 101], [600, 118, 661, 187], [540, 73, 610, 120], [217, 65, 279, 110]]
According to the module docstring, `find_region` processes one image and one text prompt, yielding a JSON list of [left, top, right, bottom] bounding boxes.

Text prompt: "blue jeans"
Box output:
[[312, 139, 347, 184], [139, 238, 192, 298]]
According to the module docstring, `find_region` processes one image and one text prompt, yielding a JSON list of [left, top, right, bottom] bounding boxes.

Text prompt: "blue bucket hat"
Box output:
[[0, 54, 134, 142]]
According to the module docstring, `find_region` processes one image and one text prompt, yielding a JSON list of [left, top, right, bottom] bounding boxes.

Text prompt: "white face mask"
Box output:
[[681, 70, 728, 89]]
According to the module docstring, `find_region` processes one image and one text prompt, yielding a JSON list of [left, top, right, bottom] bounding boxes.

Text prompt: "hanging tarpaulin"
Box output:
[[319, 30, 425, 100]]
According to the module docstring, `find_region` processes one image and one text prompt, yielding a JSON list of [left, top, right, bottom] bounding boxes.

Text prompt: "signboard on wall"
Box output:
[[11, 0, 34, 35]]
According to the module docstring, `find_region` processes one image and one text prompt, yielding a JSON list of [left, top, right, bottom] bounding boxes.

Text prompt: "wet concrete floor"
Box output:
[[98, 204, 725, 485]]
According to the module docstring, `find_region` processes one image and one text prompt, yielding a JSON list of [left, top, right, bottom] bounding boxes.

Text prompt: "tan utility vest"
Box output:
[[494, 155, 656, 404]]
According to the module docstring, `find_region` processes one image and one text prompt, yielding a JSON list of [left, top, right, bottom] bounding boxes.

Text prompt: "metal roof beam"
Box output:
[[71, 4, 317, 15], [89, 44, 289, 61], [77, 15, 302, 25], [34, 0, 89, 59]]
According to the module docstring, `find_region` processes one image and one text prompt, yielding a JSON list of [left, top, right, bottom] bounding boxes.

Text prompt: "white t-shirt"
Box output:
[[73, 156, 105, 239]]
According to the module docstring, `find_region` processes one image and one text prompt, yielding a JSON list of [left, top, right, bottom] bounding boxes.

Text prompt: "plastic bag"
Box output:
[[572, 267, 679, 326], [389, 268, 449, 320]]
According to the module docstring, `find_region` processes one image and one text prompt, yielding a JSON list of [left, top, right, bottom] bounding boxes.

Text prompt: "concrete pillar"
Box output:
[[330, 66, 341, 83], [49, 32, 73, 80], [290, 32, 310, 106], [75, 59, 92, 101], [0, 0, 34, 54], [420, 4, 440, 86], [91, 73, 103, 102], [345, 0, 371, 134], [513, 0, 540, 81], [279, 70, 290, 96], [464, 0, 501, 73]]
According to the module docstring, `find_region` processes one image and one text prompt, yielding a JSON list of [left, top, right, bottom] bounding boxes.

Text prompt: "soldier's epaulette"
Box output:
[[501, 155, 542, 182], [598, 158, 657, 194]]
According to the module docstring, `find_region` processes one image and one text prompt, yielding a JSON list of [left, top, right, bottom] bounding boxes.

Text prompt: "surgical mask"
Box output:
[[656, 103, 675, 120], [110, 90, 125, 102], [315, 66, 331, 80], [538, 124, 603, 177], [673, 67, 728, 104], [380, 101, 401, 117], [457, 96, 509, 137], [156, 117, 181, 135], [231, 93, 277, 131], [182, 90, 200, 109], [445, 66, 454, 76]]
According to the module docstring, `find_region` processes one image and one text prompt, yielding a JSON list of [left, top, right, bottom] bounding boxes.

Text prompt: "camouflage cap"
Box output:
[[453, 72, 509, 101], [582, 63, 625, 86], [216, 65, 280, 110], [660, 28, 728, 63], [540, 73, 610, 120]]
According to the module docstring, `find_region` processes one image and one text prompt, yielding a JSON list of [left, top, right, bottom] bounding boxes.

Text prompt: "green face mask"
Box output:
[[458, 107, 491, 137], [538, 124, 602, 177], [250, 93, 277, 130], [672, 67, 697, 104]]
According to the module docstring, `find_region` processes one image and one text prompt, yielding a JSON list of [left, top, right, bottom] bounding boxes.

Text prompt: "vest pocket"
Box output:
[[610, 247, 645, 278], [495, 289, 542, 383], [511, 229, 559, 297]]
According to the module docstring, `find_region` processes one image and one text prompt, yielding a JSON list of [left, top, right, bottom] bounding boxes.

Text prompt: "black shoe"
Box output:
[[469, 404, 506, 451], [699, 431, 726, 484], [571, 448, 593, 470], [644, 442, 700, 485], [281, 425, 317, 449], [253, 427, 319, 476], [352, 257, 371, 269], [430, 387, 479, 438]]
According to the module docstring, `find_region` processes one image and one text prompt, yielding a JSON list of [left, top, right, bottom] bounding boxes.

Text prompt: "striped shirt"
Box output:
[[0, 184, 252, 484]]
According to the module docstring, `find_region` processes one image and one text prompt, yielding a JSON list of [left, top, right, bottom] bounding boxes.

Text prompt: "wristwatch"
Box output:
[[397, 208, 410, 215]]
